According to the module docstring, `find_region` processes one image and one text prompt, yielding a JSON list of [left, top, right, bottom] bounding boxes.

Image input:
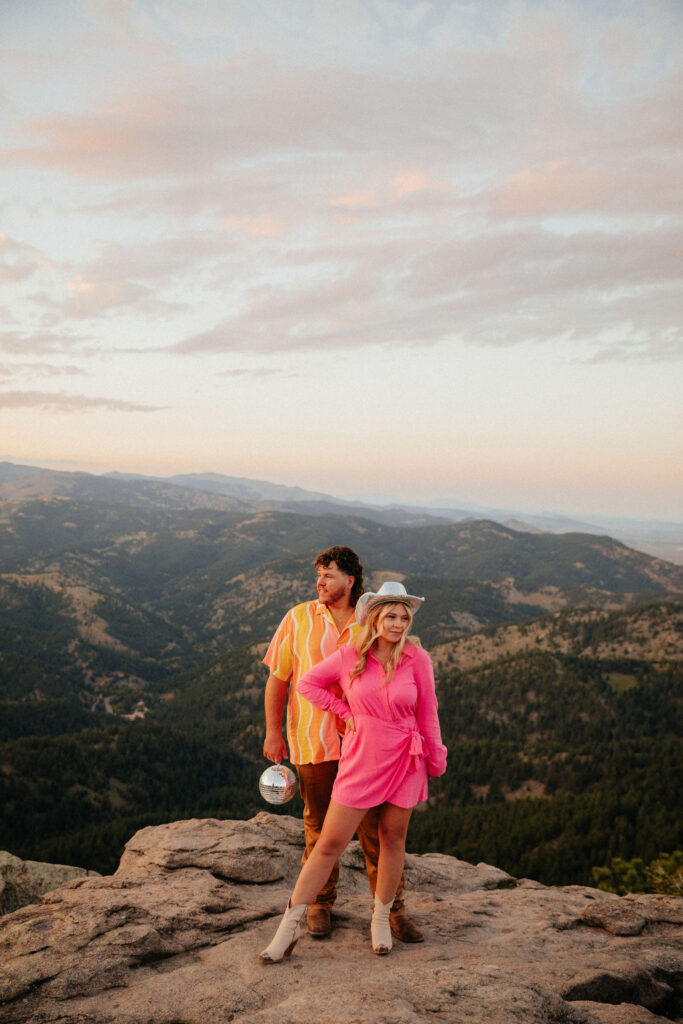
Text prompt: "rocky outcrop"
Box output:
[[0, 814, 680, 1023], [0, 850, 99, 916]]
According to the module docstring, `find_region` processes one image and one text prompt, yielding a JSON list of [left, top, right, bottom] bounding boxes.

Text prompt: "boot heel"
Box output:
[[258, 901, 308, 965]]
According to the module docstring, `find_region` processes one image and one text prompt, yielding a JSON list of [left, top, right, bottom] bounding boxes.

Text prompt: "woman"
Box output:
[[258, 581, 447, 964]]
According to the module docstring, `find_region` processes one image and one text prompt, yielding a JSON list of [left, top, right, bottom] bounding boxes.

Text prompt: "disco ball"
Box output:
[[259, 763, 298, 805]]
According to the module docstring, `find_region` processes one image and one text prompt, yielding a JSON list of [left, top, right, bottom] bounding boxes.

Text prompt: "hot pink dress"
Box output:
[[296, 643, 447, 809]]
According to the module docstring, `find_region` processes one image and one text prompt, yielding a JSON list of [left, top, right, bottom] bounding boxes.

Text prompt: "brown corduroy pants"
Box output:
[[296, 760, 405, 912]]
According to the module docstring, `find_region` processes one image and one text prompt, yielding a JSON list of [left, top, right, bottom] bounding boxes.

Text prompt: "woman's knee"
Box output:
[[314, 833, 347, 860], [378, 822, 408, 850]]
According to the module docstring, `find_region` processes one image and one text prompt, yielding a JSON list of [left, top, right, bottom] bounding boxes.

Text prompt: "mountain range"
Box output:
[[2, 461, 681, 561], [0, 460, 680, 885], [1, 461, 681, 707]]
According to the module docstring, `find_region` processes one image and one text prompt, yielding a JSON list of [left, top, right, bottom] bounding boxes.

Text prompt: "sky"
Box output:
[[0, 0, 681, 518]]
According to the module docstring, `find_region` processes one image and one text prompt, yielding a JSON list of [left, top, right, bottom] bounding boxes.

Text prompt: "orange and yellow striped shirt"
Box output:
[[264, 601, 362, 765]]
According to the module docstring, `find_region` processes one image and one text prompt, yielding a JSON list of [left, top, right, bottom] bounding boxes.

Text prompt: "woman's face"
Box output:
[[378, 603, 411, 644]]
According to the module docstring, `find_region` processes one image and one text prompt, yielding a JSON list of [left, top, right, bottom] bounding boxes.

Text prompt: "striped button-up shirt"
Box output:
[[264, 601, 361, 765]]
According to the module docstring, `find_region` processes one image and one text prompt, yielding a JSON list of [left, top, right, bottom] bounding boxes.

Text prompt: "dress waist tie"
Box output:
[[407, 729, 425, 772], [353, 714, 425, 773]]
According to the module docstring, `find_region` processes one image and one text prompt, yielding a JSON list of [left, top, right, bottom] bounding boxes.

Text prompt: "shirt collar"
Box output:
[[315, 601, 358, 634]]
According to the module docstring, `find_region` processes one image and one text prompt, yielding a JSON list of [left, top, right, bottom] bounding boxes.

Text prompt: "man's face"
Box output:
[[316, 561, 353, 606]]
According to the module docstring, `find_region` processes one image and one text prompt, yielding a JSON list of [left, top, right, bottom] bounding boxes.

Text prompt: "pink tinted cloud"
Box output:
[[2, 5, 680, 372], [489, 156, 683, 217], [0, 51, 515, 181], [167, 215, 681, 359], [328, 188, 379, 210], [391, 170, 447, 199], [328, 170, 453, 215], [222, 214, 285, 238], [0, 234, 54, 283], [3, 105, 180, 179], [0, 389, 162, 412], [63, 273, 150, 317]]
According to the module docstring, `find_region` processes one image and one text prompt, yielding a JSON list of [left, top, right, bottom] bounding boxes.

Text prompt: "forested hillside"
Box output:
[[410, 639, 681, 883], [0, 642, 274, 873], [1, 475, 681, 885], [1, 604, 680, 883], [2, 490, 680, 710]]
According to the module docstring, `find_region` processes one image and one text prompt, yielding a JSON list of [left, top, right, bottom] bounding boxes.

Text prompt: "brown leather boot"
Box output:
[[307, 904, 331, 938], [390, 911, 424, 943]]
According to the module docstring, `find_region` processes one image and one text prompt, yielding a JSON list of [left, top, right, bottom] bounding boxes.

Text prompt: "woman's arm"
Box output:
[[296, 649, 353, 721], [413, 650, 447, 777]]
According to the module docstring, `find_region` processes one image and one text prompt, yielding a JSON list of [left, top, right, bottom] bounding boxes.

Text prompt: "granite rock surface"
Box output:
[[0, 850, 99, 916], [0, 813, 680, 1024]]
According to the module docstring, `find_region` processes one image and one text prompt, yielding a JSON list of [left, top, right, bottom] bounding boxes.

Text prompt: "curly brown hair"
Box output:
[[314, 546, 364, 606]]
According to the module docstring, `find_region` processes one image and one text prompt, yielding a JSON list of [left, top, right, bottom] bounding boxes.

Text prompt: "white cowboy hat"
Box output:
[[355, 581, 424, 624]]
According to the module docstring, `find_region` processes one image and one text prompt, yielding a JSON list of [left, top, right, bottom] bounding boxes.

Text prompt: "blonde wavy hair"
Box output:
[[349, 601, 421, 685]]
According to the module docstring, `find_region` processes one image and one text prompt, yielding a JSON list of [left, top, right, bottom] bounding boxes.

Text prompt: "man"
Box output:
[[263, 545, 423, 943]]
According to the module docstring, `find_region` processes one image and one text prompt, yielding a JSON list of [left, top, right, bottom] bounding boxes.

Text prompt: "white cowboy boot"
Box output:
[[371, 894, 393, 955], [258, 900, 308, 964]]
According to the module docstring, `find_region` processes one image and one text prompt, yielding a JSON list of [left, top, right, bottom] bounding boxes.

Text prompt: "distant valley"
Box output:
[[0, 461, 681, 886], [1, 462, 681, 705], [2, 461, 681, 562]]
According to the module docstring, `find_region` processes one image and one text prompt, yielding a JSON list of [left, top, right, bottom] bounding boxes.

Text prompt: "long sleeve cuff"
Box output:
[[427, 746, 448, 777]]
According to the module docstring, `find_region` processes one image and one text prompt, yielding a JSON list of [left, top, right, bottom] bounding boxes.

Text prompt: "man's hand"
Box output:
[[263, 731, 288, 763]]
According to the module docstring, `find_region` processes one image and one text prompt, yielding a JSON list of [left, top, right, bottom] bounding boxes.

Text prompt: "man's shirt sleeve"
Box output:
[[263, 612, 293, 681]]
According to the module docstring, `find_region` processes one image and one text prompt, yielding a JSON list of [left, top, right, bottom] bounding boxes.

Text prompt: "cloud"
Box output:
[[576, 333, 683, 365], [390, 170, 447, 200], [3, 2, 680, 196], [0, 237, 189, 326], [17, 237, 232, 326], [328, 188, 379, 210], [488, 155, 683, 218], [171, 324, 252, 356], [1, 2, 680, 370], [327, 170, 452, 214], [165, 216, 682, 359], [0, 361, 88, 380], [222, 214, 285, 238], [0, 390, 163, 412], [0, 233, 54, 283], [0, 330, 95, 356], [0, 41, 596, 183], [63, 273, 151, 317], [218, 367, 283, 377]]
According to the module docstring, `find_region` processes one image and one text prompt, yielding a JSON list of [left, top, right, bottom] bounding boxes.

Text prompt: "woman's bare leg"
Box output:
[[289, 800, 366, 907], [375, 804, 413, 904]]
